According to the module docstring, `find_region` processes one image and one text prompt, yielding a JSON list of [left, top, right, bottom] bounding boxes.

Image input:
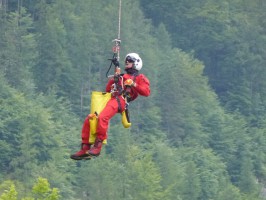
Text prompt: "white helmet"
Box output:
[[125, 53, 143, 71]]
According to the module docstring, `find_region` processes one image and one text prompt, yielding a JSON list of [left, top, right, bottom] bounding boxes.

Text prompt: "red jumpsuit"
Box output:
[[81, 73, 150, 144]]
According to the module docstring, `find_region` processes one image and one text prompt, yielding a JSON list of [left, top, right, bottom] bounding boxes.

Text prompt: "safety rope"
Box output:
[[113, 0, 122, 60], [107, 0, 122, 77], [117, 0, 122, 60]]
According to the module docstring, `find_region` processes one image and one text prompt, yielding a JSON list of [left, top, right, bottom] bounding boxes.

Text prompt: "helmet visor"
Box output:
[[125, 56, 136, 63]]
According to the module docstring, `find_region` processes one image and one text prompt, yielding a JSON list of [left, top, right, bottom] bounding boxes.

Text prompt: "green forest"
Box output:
[[0, 0, 266, 199]]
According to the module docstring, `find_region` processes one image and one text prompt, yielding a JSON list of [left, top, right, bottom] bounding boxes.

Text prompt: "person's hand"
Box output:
[[114, 74, 120, 83], [124, 79, 135, 87], [112, 58, 119, 67]]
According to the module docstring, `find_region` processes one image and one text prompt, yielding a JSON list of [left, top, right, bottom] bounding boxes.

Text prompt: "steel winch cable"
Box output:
[[106, 0, 122, 78]]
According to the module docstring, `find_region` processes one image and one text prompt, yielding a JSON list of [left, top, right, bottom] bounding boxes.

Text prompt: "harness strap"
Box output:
[[115, 96, 122, 113], [123, 75, 138, 102], [115, 74, 138, 113]]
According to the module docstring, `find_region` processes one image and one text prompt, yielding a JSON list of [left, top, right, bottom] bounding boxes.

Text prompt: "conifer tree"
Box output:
[[0, 7, 36, 94]]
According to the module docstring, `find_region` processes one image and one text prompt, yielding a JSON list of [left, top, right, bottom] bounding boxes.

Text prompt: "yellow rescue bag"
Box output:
[[89, 91, 111, 144]]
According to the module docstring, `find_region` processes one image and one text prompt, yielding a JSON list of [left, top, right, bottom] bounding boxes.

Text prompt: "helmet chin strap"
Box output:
[[125, 68, 138, 75]]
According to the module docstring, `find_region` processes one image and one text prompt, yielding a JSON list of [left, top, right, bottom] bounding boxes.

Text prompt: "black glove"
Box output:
[[112, 58, 119, 67]]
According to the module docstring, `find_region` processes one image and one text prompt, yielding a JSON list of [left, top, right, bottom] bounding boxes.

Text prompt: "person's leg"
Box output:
[[89, 97, 125, 156], [81, 115, 91, 144], [96, 99, 118, 140], [70, 115, 91, 160]]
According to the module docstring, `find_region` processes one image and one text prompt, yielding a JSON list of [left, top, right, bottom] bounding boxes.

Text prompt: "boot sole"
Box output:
[[70, 153, 102, 160], [70, 154, 93, 160], [88, 153, 100, 157]]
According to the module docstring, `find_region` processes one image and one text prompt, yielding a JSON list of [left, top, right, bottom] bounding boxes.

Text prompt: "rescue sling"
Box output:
[[88, 91, 111, 144], [88, 91, 131, 144]]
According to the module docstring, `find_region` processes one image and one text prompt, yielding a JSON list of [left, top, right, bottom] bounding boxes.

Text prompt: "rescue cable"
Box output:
[[106, 0, 122, 78], [104, 1, 131, 128]]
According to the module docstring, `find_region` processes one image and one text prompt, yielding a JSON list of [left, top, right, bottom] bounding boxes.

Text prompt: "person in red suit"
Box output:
[[71, 53, 150, 160]]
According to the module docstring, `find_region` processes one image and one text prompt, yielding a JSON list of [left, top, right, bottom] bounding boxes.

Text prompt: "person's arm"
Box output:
[[134, 74, 150, 96], [105, 79, 115, 92]]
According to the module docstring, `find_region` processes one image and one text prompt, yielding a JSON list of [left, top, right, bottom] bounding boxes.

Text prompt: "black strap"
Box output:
[[115, 96, 122, 113], [125, 108, 130, 123], [123, 75, 138, 102], [115, 74, 138, 112]]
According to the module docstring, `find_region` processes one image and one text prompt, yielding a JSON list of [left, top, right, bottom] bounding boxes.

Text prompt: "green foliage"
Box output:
[[141, 0, 266, 126], [156, 49, 210, 146], [0, 74, 78, 198], [0, 182, 17, 200], [33, 1, 75, 98], [178, 147, 229, 199], [0, 7, 36, 94], [32, 177, 60, 200], [1, 0, 266, 199], [216, 184, 242, 200], [125, 146, 164, 200], [0, 178, 60, 200], [152, 143, 185, 199]]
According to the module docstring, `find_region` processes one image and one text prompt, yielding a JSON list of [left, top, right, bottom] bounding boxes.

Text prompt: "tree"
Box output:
[[140, 0, 266, 125], [124, 145, 164, 200], [0, 178, 60, 200], [0, 7, 36, 94], [32, 177, 60, 200], [179, 147, 232, 200], [156, 48, 211, 146], [0, 181, 17, 200], [1, 0, 266, 198], [216, 184, 242, 200], [33, 1, 76, 99], [152, 143, 186, 199]]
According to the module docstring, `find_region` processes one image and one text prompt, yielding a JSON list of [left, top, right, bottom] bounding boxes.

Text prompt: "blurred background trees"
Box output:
[[1, 0, 266, 199]]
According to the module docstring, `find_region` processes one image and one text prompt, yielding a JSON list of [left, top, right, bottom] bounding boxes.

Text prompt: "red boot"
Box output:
[[70, 143, 91, 160], [89, 138, 103, 156]]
